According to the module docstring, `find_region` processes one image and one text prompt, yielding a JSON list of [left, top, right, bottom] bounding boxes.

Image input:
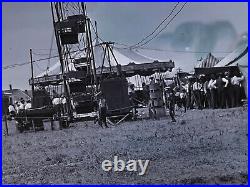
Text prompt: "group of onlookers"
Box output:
[[175, 71, 245, 110], [52, 95, 68, 116], [136, 71, 245, 115], [8, 98, 32, 117]]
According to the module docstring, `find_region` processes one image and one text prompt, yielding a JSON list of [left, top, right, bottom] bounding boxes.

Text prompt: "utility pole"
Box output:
[[95, 21, 98, 39], [87, 18, 97, 88], [51, 3, 72, 117], [9, 84, 13, 105], [30, 49, 35, 105]]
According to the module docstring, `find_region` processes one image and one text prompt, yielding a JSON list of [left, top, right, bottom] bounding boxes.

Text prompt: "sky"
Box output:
[[2, 2, 248, 90]]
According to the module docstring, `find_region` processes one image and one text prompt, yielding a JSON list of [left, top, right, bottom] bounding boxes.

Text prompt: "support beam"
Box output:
[[30, 49, 35, 105]]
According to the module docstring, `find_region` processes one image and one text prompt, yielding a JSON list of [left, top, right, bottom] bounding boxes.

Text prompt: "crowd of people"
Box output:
[[171, 71, 245, 111], [8, 98, 32, 118], [52, 94, 68, 117], [127, 71, 245, 122]]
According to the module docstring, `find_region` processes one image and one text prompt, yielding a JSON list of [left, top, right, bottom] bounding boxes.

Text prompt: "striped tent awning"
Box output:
[[196, 53, 220, 68]]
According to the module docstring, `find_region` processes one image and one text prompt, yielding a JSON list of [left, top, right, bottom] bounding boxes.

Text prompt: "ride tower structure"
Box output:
[[50, 2, 97, 116]]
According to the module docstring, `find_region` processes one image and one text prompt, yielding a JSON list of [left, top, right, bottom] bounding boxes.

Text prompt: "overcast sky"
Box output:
[[2, 2, 248, 90]]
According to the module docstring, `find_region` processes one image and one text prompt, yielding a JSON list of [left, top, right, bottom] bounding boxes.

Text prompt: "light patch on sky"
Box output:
[[2, 2, 248, 90]]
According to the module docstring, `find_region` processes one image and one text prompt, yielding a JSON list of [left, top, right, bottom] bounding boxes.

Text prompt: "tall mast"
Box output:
[[50, 2, 98, 115]]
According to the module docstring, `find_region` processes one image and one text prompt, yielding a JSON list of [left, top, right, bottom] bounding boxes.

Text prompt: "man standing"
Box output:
[[142, 82, 149, 105], [52, 96, 61, 117], [8, 104, 16, 118], [208, 75, 217, 109], [179, 89, 187, 113], [203, 77, 210, 108], [168, 89, 176, 122], [61, 95, 67, 115], [98, 94, 108, 128], [231, 72, 244, 107], [192, 78, 203, 109], [215, 73, 226, 108], [223, 72, 232, 108]]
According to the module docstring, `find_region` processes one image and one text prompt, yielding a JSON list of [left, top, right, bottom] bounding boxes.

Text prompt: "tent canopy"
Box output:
[[94, 40, 157, 68], [196, 53, 220, 68], [215, 41, 248, 67], [195, 66, 240, 75]]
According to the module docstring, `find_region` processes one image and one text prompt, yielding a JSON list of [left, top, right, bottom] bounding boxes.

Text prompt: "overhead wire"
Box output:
[[46, 29, 55, 74], [130, 2, 180, 48], [113, 45, 232, 54], [3, 34, 100, 71], [133, 2, 187, 49]]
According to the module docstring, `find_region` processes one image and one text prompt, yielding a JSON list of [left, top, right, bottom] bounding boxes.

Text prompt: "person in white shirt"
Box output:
[[16, 98, 25, 114], [52, 97, 61, 105], [25, 100, 32, 110], [185, 79, 194, 109], [214, 73, 228, 108], [68, 62, 77, 71], [231, 73, 244, 107], [8, 104, 16, 117], [208, 75, 217, 109], [15, 102, 19, 113], [192, 79, 203, 109], [52, 97, 62, 117], [179, 90, 187, 113], [231, 74, 244, 86]]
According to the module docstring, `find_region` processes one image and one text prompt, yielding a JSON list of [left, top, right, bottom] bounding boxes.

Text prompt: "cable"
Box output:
[[89, 20, 105, 43], [35, 62, 46, 72], [133, 2, 187, 49], [130, 2, 179, 48], [114, 46, 232, 54], [46, 29, 55, 74], [113, 42, 130, 47], [3, 42, 99, 70]]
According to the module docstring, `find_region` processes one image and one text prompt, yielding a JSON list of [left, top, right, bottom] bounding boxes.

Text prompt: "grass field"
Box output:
[[2, 107, 248, 184]]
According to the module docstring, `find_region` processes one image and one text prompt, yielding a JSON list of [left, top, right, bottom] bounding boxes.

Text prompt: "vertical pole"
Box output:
[[9, 84, 13, 105], [30, 49, 35, 106], [94, 21, 98, 39], [51, 3, 71, 117], [106, 44, 112, 73], [4, 114, 8, 136], [87, 18, 97, 88]]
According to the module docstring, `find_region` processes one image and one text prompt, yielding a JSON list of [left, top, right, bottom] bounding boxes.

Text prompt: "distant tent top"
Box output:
[[215, 41, 248, 67], [195, 39, 248, 76], [36, 38, 169, 78], [94, 38, 155, 68], [195, 53, 220, 68]]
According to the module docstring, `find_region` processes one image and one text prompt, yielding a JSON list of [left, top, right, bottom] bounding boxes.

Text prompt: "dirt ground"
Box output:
[[2, 107, 248, 184]]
